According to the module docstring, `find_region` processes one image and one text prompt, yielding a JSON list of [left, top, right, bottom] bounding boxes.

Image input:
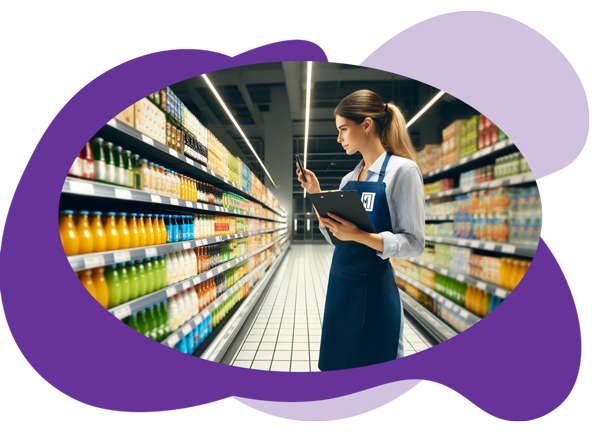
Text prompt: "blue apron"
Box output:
[[318, 152, 403, 371]]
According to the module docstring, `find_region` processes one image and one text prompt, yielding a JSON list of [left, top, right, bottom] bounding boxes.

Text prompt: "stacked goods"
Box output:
[[470, 254, 501, 286], [424, 178, 454, 195], [459, 115, 480, 158], [418, 144, 442, 175], [449, 246, 471, 275], [441, 120, 465, 165], [494, 152, 532, 179], [507, 186, 541, 246], [425, 222, 454, 238], [134, 98, 166, 144], [459, 165, 494, 187], [419, 267, 436, 289], [402, 281, 435, 312], [425, 199, 457, 219], [478, 114, 499, 150], [419, 244, 436, 264], [498, 258, 531, 291], [434, 243, 450, 268]]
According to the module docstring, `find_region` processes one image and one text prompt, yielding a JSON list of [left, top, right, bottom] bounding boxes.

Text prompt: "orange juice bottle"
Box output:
[[104, 212, 120, 251], [79, 269, 98, 302], [145, 214, 155, 246], [481, 291, 491, 317], [507, 259, 519, 291], [499, 258, 507, 289], [138, 213, 147, 247], [75, 211, 94, 254], [91, 211, 107, 252], [128, 213, 140, 248], [117, 213, 131, 249], [472, 288, 482, 316], [159, 215, 167, 244], [59, 210, 80, 256], [152, 214, 161, 245], [92, 267, 110, 308]]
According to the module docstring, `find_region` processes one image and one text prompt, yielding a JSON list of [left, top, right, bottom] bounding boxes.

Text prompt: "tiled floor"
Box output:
[[229, 244, 434, 371]]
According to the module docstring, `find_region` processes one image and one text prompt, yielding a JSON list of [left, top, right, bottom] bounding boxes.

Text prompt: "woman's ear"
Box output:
[[364, 117, 372, 134]]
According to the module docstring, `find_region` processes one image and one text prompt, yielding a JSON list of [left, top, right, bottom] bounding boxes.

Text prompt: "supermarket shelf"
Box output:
[[100, 118, 286, 218], [424, 172, 535, 200], [398, 289, 457, 344], [199, 240, 290, 361], [425, 215, 455, 222], [68, 228, 285, 272], [424, 235, 537, 258], [406, 258, 511, 299], [163, 240, 290, 350], [395, 271, 481, 327], [108, 231, 288, 320], [63, 178, 284, 223], [422, 139, 514, 181]]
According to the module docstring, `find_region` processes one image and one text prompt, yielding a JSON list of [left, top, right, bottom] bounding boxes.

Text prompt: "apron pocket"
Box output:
[[326, 265, 368, 327]]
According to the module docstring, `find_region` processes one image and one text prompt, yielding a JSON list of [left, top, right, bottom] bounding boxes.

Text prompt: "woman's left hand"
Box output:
[[320, 213, 362, 241]]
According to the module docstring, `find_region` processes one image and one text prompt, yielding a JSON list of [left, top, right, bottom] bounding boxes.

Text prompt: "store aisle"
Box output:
[[229, 244, 435, 371]]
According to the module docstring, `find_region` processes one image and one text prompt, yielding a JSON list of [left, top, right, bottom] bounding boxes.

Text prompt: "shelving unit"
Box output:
[[425, 215, 455, 222], [163, 239, 290, 350], [398, 289, 457, 344], [406, 258, 511, 299], [424, 172, 535, 200], [395, 271, 481, 327], [424, 236, 537, 258], [108, 231, 288, 320]]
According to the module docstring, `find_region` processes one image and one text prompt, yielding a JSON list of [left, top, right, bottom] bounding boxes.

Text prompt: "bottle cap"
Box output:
[[130, 213, 138, 217], [60, 210, 74, 214], [78, 211, 89, 215], [92, 211, 102, 216], [119, 212, 127, 216], [107, 212, 116, 216]]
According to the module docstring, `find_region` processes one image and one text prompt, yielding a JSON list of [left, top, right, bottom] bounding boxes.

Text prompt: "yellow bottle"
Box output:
[[138, 214, 147, 247], [76, 211, 94, 254], [152, 214, 161, 245], [128, 213, 140, 248], [93, 267, 110, 308], [104, 212, 120, 251], [117, 213, 130, 249], [59, 211, 80, 256], [79, 270, 98, 302], [145, 214, 155, 246]]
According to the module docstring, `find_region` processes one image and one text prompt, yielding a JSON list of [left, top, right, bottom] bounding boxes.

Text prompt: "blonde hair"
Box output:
[[334, 90, 418, 165]]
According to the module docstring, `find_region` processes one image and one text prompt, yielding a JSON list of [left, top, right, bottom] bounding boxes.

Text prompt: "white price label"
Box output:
[[170, 198, 179, 206], [490, 179, 503, 187], [457, 274, 465, 282], [113, 251, 131, 263], [435, 237, 443, 243], [186, 201, 193, 208], [193, 277, 201, 285], [182, 281, 191, 289], [509, 175, 524, 185], [114, 305, 132, 320], [444, 300, 453, 309], [427, 264, 434, 270], [484, 242, 495, 251], [501, 244, 517, 254], [481, 147, 492, 156], [141, 134, 154, 145], [460, 309, 469, 319], [167, 335, 179, 348], [206, 270, 213, 278], [216, 236, 222, 242], [476, 281, 487, 290], [182, 242, 191, 250], [458, 240, 467, 246], [200, 165, 207, 172], [84, 255, 105, 269], [496, 140, 508, 150], [227, 235, 232, 240], [69, 181, 95, 195], [209, 170, 215, 176], [217, 266, 224, 273], [470, 241, 480, 248], [151, 194, 162, 203], [107, 118, 117, 128], [443, 164, 451, 171], [169, 148, 178, 157], [145, 247, 157, 257], [462, 185, 473, 192], [459, 157, 468, 165], [496, 288, 507, 298], [166, 286, 177, 297], [114, 188, 132, 200], [441, 269, 448, 276], [186, 157, 194, 165], [201, 239, 207, 245], [424, 195, 431, 200]]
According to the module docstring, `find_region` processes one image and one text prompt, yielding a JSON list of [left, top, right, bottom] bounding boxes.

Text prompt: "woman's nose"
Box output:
[[337, 134, 343, 143]]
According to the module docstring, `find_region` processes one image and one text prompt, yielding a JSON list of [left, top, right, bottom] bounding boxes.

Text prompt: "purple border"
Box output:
[[0, 12, 589, 421]]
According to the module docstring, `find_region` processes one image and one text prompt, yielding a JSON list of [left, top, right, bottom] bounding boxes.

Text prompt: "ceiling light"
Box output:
[[304, 61, 313, 199], [202, 73, 277, 188], [406, 90, 445, 128]]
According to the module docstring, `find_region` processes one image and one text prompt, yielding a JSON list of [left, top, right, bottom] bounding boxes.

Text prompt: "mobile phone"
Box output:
[[295, 155, 308, 183]]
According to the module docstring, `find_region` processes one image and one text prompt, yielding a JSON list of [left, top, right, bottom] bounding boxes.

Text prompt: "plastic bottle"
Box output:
[[165, 253, 174, 285], [117, 263, 131, 304], [167, 297, 179, 332], [189, 286, 199, 316], [138, 213, 147, 247], [159, 166, 167, 197], [105, 212, 120, 251], [75, 211, 94, 254], [114, 146, 125, 186], [127, 213, 139, 248], [158, 255, 167, 289], [166, 215, 173, 244], [59, 210, 80, 256], [182, 290, 192, 322], [145, 258, 155, 293], [131, 154, 141, 190], [139, 309, 152, 339], [183, 249, 191, 279], [117, 213, 130, 249], [104, 142, 116, 184], [160, 301, 169, 337], [124, 150, 133, 188], [145, 307, 158, 341], [90, 211, 107, 253], [193, 215, 200, 240], [159, 215, 167, 244], [172, 215, 180, 242], [153, 304, 165, 342], [127, 261, 139, 301], [153, 214, 162, 245], [78, 270, 98, 302], [145, 214, 155, 246], [176, 294, 186, 327], [176, 251, 186, 282], [92, 267, 110, 308], [140, 159, 151, 192], [137, 260, 147, 297], [105, 264, 122, 308], [148, 163, 157, 194], [174, 173, 181, 199], [81, 142, 95, 180], [90, 138, 106, 183]]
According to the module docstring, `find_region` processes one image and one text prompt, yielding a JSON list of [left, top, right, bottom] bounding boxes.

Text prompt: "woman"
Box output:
[[296, 89, 425, 371]]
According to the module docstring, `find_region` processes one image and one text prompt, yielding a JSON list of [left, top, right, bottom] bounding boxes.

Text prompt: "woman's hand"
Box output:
[[320, 213, 363, 241], [296, 162, 321, 195]]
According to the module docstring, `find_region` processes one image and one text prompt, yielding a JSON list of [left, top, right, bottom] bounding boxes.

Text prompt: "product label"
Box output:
[[217, 266, 224, 274], [166, 335, 179, 348], [107, 118, 117, 128], [458, 240, 467, 246], [141, 134, 154, 145], [69, 180, 94, 195], [182, 242, 191, 250], [476, 281, 487, 290], [469, 241, 480, 248], [509, 175, 524, 185], [501, 244, 517, 254], [460, 309, 469, 319], [145, 247, 157, 257], [166, 287, 177, 297], [169, 148, 178, 157], [114, 305, 132, 320], [496, 288, 507, 298], [170, 198, 179, 206], [151, 194, 162, 203], [113, 251, 131, 263], [185, 201, 193, 208], [182, 281, 191, 289], [193, 276, 201, 285], [481, 147, 492, 156], [83, 255, 105, 269], [206, 270, 213, 278], [456, 274, 465, 282], [115, 188, 132, 200], [441, 269, 448, 276], [484, 242, 495, 251]]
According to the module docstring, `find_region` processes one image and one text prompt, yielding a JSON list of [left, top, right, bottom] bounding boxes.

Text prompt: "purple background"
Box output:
[[0, 10, 587, 422]]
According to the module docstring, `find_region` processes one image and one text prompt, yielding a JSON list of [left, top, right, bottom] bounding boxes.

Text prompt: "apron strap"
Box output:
[[365, 152, 393, 182]]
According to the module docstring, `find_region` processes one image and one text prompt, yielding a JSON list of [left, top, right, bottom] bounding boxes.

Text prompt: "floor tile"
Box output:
[[270, 361, 291, 372], [251, 360, 272, 370], [262, 335, 277, 342], [255, 350, 274, 360], [310, 350, 320, 361], [277, 335, 293, 342], [241, 342, 259, 351], [258, 342, 276, 351], [279, 329, 294, 335], [405, 334, 424, 343], [293, 342, 309, 351], [411, 342, 430, 351], [273, 350, 292, 361], [245, 335, 262, 342], [293, 335, 309, 343], [292, 351, 310, 361], [310, 361, 320, 372], [276, 342, 293, 351], [236, 351, 256, 361], [290, 361, 311, 372], [309, 342, 321, 351], [232, 360, 252, 368]]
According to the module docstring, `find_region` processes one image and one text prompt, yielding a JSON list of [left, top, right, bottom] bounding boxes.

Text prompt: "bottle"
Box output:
[[90, 138, 106, 182], [90, 211, 107, 253], [160, 301, 169, 337], [138, 309, 152, 339], [189, 285, 199, 316], [183, 249, 192, 279], [194, 215, 200, 240], [124, 150, 133, 188], [149, 163, 157, 194], [174, 173, 181, 199], [59, 210, 80, 256], [140, 159, 151, 192], [75, 211, 94, 254], [117, 263, 131, 304], [159, 166, 167, 197], [169, 170, 176, 197], [104, 212, 120, 251], [128, 213, 140, 248], [145, 214, 155, 246], [78, 270, 98, 302], [167, 296, 180, 332], [182, 290, 192, 322], [90, 268, 109, 308], [153, 304, 165, 342], [105, 264, 122, 308], [114, 146, 125, 186], [166, 215, 173, 243], [145, 258, 155, 294], [117, 213, 131, 249], [138, 213, 147, 247], [158, 255, 167, 289], [131, 154, 141, 190], [137, 260, 147, 297], [145, 307, 158, 341], [173, 215, 181, 242], [153, 214, 162, 245], [105, 142, 116, 184], [166, 253, 174, 285], [177, 251, 186, 282], [159, 215, 168, 244], [176, 294, 186, 327], [128, 261, 139, 301], [81, 142, 95, 180]]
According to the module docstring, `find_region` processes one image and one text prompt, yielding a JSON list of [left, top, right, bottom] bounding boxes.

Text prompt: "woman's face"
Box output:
[[336, 116, 367, 155]]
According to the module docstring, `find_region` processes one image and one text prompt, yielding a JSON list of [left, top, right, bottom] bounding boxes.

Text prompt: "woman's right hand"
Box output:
[[296, 162, 321, 195]]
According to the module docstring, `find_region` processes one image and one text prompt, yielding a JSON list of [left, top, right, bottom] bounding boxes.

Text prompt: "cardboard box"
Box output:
[[115, 105, 135, 128], [134, 98, 166, 144], [443, 120, 467, 141]]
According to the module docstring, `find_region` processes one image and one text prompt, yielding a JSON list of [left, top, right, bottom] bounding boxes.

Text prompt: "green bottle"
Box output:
[[161, 301, 170, 337], [128, 261, 140, 300], [105, 142, 116, 185], [105, 264, 122, 308], [145, 307, 158, 341], [117, 263, 131, 304], [159, 256, 167, 290], [126, 312, 141, 334], [152, 304, 165, 341], [137, 260, 147, 297], [138, 309, 151, 339], [145, 258, 155, 294], [123, 150, 133, 188]]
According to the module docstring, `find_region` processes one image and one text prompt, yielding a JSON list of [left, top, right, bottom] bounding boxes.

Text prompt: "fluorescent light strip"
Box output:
[[406, 90, 446, 128], [304, 61, 312, 199], [202, 73, 277, 188]]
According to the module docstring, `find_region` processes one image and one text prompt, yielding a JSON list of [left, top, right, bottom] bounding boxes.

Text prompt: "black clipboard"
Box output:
[[308, 190, 374, 244]]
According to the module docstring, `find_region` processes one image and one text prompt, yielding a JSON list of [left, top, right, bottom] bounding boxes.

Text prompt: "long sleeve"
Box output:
[[318, 173, 352, 245], [376, 165, 425, 260]]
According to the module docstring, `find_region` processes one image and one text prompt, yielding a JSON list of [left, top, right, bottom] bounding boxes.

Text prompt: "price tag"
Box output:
[[113, 251, 131, 263], [114, 188, 132, 200], [481, 147, 492, 156], [427, 264, 434, 270], [166, 286, 177, 297], [182, 242, 191, 250], [145, 247, 157, 257], [496, 140, 507, 150], [151, 194, 162, 203], [209, 169, 216, 176], [490, 179, 503, 187], [206, 270, 213, 278], [201, 239, 207, 245], [69, 181, 95, 195], [84, 255, 105, 269], [459, 157, 468, 165], [460, 309, 469, 319], [217, 266, 224, 273], [458, 240, 467, 246], [227, 235, 232, 240], [114, 305, 132, 320], [509, 175, 524, 185], [170, 198, 179, 206], [141, 134, 154, 145], [216, 236, 222, 242], [476, 281, 487, 290], [444, 300, 453, 309], [107, 118, 117, 128], [457, 274, 465, 282], [200, 165, 207, 172], [186, 157, 195, 166], [462, 185, 473, 192], [496, 288, 507, 298], [469, 241, 480, 248], [501, 244, 516, 254], [182, 281, 191, 289], [443, 164, 451, 171], [193, 276, 201, 285], [194, 316, 202, 326], [424, 195, 431, 200], [441, 269, 448, 276], [169, 148, 178, 157], [435, 237, 443, 243], [167, 335, 179, 348], [185, 201, 193, 208], [484, 242, 495, 251]]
